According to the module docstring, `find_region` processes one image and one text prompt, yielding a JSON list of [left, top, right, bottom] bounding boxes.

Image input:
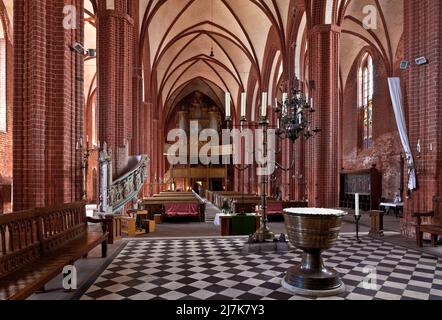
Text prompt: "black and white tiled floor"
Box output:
[[81, 235, 442, 300]]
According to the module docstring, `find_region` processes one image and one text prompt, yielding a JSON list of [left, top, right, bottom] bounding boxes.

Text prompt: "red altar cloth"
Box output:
[[164, 203, 199, 217]]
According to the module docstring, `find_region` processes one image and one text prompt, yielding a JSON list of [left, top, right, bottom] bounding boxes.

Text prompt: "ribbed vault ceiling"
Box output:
[[140, 0, 291, 111], [339, 0, 404, 84]]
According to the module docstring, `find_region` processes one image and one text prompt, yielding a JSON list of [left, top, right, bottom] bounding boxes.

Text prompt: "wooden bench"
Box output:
[[0, 202, 111, 300], [413, 196, 442, 247]]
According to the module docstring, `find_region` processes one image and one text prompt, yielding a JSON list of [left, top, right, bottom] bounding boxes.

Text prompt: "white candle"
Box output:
[[241, 92, 246, 118], [310, 97, 314, 110], [277, 118, 280, 129], [225, 92, 231, 118], [417, 139, 421, 153], [261, 92, 268, 117], [282, 93, 288, 114], [282, 92, 288, 105], [355, 193, 360, 216]]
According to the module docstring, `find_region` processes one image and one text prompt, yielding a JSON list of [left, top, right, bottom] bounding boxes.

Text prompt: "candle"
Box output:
[[261, 92, 268, 117], [310, 97, 314, 110], [417, 139, 421, 153], [282, 92, 288, 105], [225, 92, 231, 118], [241, 92, 246, 118], [277, 118, 280, 129], [355, 193, 360, 216], [282, 93, 288, 114]]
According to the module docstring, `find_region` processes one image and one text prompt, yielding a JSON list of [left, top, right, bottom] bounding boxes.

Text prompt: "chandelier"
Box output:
[[223, 78, 321, 243], [274, 79, 321, 144]]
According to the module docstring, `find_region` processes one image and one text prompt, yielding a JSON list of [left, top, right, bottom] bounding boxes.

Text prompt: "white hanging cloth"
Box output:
[[388, 77, 416, 190]]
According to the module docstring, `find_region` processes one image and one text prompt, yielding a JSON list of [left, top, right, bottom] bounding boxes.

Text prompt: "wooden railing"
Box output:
[[107, 155, 148, 213]]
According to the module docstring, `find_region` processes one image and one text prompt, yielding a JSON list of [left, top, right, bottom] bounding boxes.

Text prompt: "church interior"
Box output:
[[0, 0, 442, 302]]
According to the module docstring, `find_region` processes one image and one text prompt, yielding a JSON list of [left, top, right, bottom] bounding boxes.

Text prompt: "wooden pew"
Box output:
[[155, 192, 194, 197], [0, 202, 111, 300]]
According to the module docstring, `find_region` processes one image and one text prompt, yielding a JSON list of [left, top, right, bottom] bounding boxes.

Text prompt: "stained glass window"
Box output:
[[359, 54, 373, 149], [0, 37, 6, 132]]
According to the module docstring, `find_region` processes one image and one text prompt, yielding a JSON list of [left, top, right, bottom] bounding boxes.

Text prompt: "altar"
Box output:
[[214, 213, 260, 236], [379, 202, 404, 217]]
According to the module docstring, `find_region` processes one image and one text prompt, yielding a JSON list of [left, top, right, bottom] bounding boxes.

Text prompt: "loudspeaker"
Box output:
[[87, 49, 96, 58], [399, 61, 409, 69], [415, 57, 428, 65]]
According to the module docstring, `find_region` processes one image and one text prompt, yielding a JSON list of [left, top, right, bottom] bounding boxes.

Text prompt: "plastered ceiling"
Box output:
[[140, 0, 291, 112]]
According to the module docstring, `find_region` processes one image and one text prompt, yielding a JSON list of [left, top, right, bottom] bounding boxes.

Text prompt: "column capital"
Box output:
[[99, 10, 134, 25], [309, 24, 341, 36]]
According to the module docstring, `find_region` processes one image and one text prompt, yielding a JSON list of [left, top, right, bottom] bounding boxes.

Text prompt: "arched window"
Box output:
[[0, 23, 6, 132], [359, 53, 374, 149]]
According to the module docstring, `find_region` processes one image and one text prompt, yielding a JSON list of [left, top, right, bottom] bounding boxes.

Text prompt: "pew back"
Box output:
[[0, 210, 42, 278], [0, 202, 89, 278]]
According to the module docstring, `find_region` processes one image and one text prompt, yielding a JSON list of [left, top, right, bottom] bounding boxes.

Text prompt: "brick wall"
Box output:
[[0, 10, 13, 213], [13, 0, 84, 210], [342, 48, 403, 199], [402, 0, 442, 237]]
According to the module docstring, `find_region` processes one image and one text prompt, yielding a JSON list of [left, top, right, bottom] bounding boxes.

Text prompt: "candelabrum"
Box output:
[[226, 115, 273, 241], [354, 214, 362, 243], [224, 79, 320, 242], [261, 80, 321, 240], [77, 139, 93, 200], [255, 115, 275, 242]]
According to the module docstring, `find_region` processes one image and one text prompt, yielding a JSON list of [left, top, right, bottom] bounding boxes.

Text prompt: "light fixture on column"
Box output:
[[77, 136, 93, 200], [71, 42, 96, 57], [209, 0, 215, 58]]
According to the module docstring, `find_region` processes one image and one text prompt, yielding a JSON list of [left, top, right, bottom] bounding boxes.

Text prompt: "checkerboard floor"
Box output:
[[81, 235, 442, 300]]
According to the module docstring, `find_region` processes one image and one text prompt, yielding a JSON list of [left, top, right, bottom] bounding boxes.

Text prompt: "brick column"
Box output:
[[402, 0, 442, 235], [308, 24, 341, 208], [130, 0, 142, 156], [97, 0, 135, 178], [13, 0, 84, 210]]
